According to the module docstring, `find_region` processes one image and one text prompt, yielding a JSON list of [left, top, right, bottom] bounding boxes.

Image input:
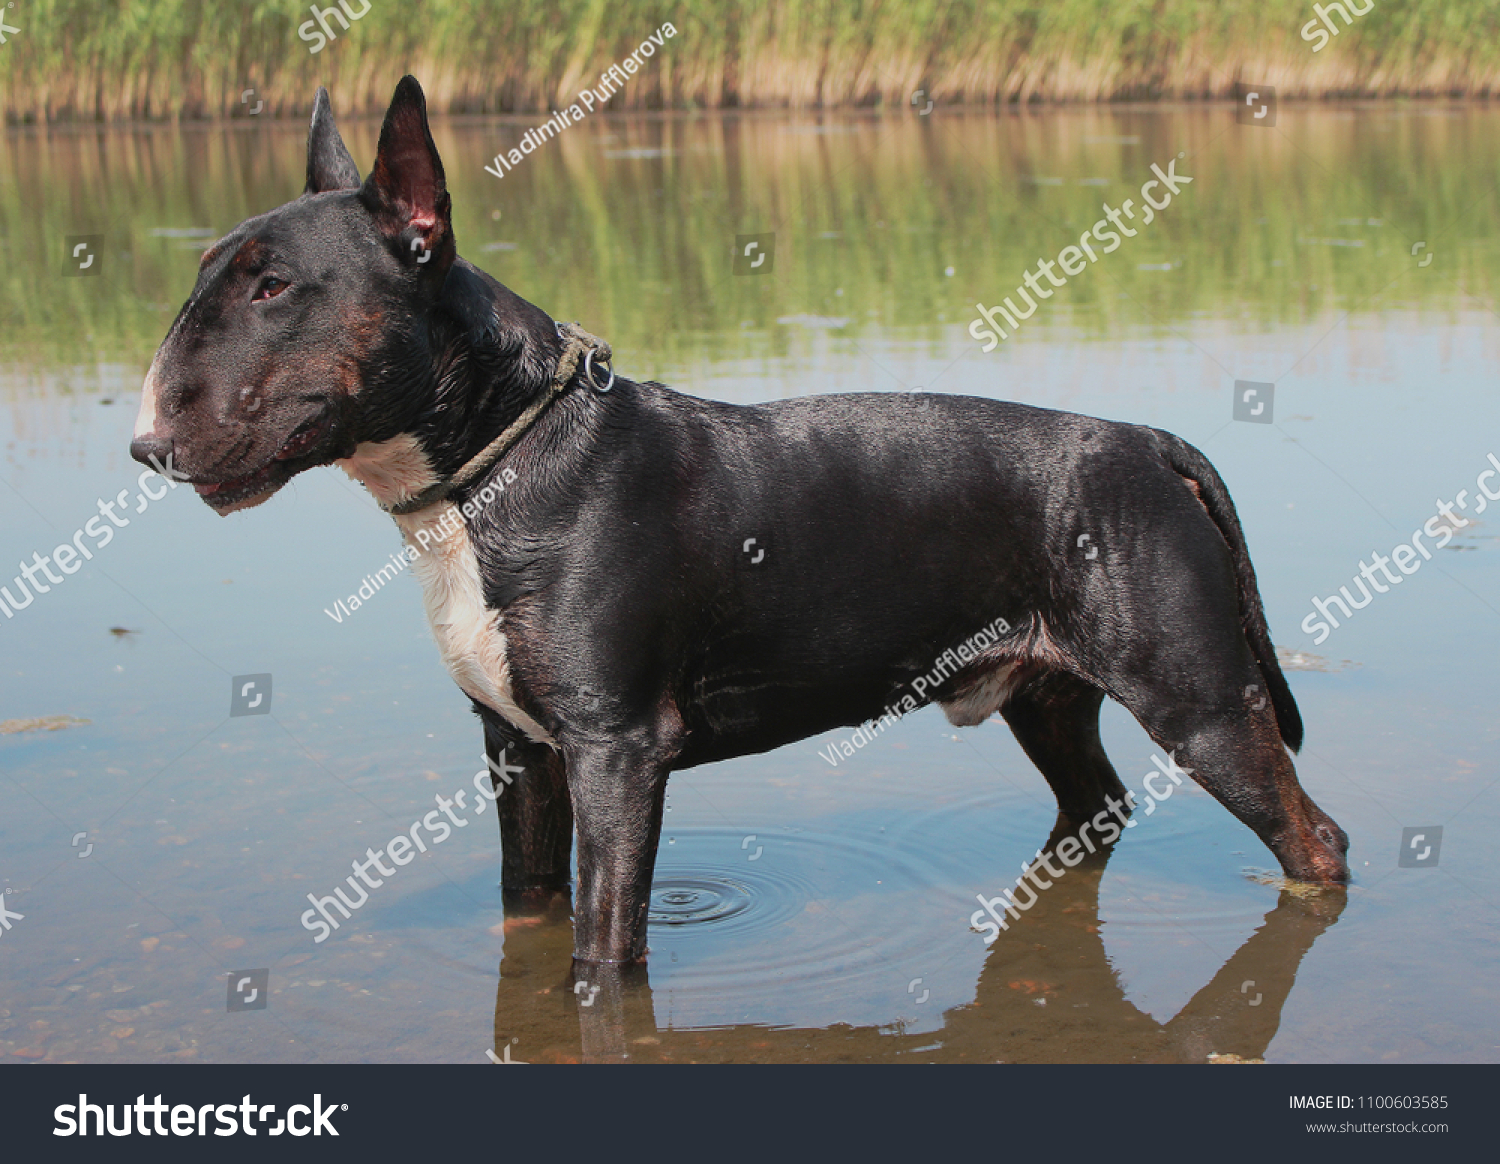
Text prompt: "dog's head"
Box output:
[[129, 77, 460, 513]]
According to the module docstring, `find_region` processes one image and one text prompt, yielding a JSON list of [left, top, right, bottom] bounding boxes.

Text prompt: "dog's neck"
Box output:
[[338, 260, 566, 510]]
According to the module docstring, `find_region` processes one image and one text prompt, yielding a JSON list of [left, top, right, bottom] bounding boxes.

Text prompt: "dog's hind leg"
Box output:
[[481, 713, 574, 898], [1094, 632, 1349, 885], [1001, 671, 1128, 823], [1093, 431, 1348, 881]]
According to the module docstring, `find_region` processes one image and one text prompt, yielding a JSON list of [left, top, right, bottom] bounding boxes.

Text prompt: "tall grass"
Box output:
[[5, 0, 1500, 123]]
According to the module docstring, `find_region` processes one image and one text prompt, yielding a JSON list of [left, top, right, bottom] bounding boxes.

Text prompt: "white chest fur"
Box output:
[[393, 503, 556, 746], [337, 437, 554, 746]]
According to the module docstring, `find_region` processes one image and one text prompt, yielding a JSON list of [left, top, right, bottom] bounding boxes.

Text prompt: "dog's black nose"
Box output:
[[130, 434, 174, 469]]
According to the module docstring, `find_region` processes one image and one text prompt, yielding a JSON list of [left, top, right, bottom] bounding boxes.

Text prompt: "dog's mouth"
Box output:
[[192, 415, 336, 512]]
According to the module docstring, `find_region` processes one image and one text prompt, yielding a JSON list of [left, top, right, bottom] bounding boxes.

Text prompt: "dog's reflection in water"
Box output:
[[489, 819, 1346, 1064]]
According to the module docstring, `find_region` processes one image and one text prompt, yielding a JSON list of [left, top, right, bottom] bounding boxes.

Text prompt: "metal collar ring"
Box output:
[[584, 348, 615, 393]]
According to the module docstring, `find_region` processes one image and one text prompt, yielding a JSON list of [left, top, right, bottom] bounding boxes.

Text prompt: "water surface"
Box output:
[[2, 104, 1497, 1063]]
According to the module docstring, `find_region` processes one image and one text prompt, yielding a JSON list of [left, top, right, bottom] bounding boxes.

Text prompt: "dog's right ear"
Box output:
[[304, 87, 361, 195]]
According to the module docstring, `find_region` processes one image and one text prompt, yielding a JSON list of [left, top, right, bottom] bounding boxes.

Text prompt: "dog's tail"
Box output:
[[1152, 429, 1303, 752]]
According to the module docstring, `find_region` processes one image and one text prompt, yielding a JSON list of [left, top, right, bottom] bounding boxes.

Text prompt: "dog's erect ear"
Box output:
[[359, 75, 454, 275], [304, 87, 361, 195]]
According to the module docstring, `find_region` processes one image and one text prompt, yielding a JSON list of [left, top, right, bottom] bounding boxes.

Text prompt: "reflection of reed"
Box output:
[[0, 108, 1494, 377], [491, 813, 1346, 1063], [7, 1, 1500, 122]]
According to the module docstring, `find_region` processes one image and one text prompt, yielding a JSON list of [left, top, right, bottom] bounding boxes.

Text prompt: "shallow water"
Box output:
[[1, 104, 1497, 1063]]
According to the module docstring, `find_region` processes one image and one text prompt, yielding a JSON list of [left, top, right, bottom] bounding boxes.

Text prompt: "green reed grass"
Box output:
[[5, 0, 1500, 124]]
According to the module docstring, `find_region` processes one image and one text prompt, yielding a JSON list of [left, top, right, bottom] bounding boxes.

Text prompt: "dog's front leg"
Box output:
[[480, 712, 574, 899], [564, 744, 669, 965]]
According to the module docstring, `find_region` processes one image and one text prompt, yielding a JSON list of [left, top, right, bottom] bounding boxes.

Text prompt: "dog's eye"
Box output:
[[253, 277, 289, 302]]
